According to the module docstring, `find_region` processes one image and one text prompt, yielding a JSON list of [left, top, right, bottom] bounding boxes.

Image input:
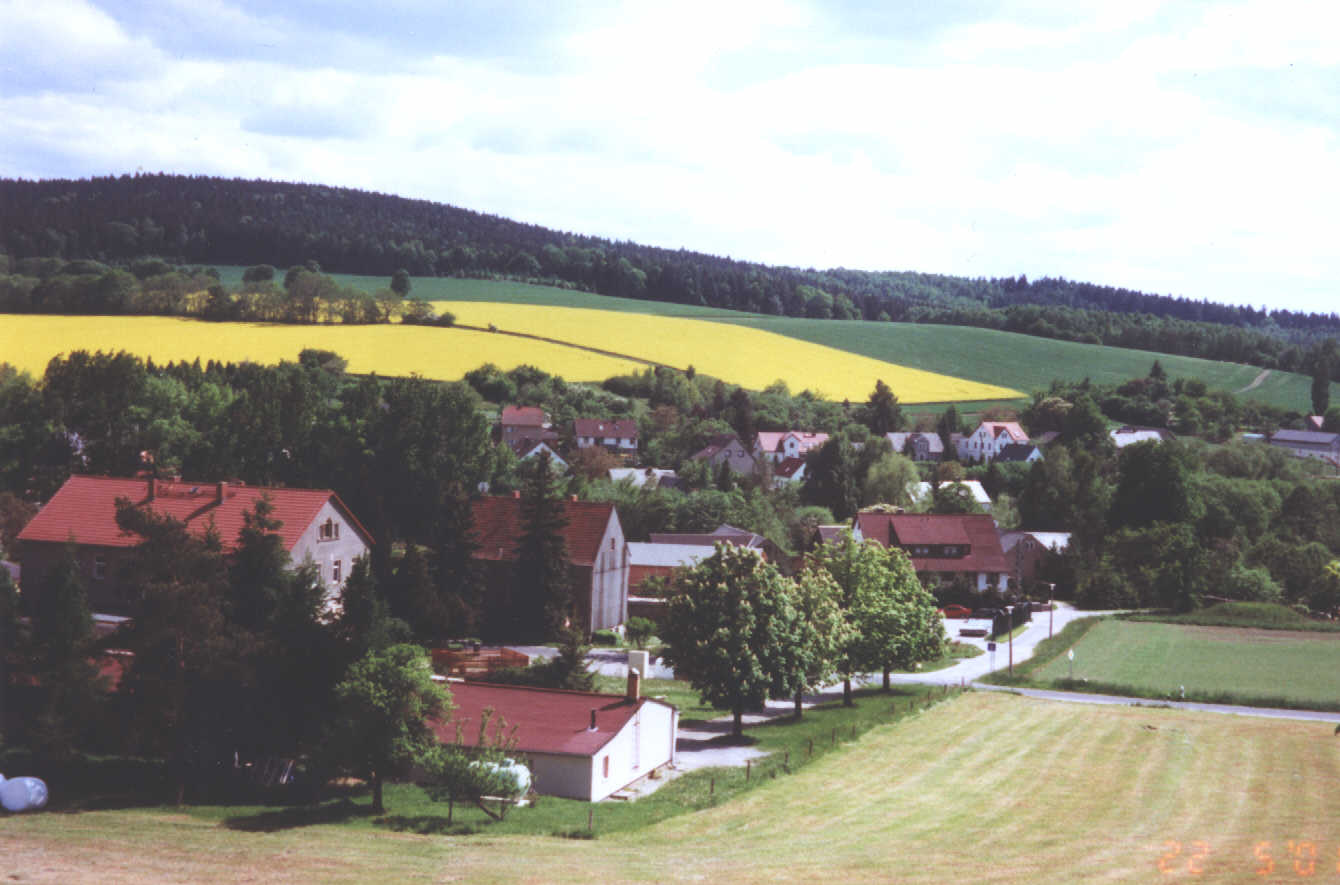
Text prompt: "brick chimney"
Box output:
[[588, 709, 598, 731], [147, 477, 155, 501], [216, 481, 226, 504], [513, 490, 521, 499], [626, 668, 641, 702]]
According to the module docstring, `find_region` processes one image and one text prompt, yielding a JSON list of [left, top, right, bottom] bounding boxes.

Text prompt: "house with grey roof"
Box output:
[[1268, 429, 1340, 466]]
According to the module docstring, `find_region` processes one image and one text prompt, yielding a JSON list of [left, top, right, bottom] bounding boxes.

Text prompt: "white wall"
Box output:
[[289, 499, 371, 611], [587, 700, 677, 801], [588, 510, 628, 631], [526, 752, 595, 801]]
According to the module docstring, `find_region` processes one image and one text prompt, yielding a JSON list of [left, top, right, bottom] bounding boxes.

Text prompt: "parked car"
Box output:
[[972, 607, 1003, 621], [939, 604, 972, 619]]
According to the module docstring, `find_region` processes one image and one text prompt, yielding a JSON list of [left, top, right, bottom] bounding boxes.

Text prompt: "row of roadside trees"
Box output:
[[661, 530, 945, 737]]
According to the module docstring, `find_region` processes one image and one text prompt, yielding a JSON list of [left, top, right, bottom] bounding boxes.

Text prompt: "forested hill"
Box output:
[[3, 173, 1339, 374]]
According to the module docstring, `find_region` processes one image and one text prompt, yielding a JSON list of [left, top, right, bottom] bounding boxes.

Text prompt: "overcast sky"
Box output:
[[2, 1, 1336, 313]]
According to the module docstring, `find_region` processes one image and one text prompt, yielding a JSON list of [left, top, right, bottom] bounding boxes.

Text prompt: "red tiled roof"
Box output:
[[500, 405, 547, 427], [774, 457, 806, 479], [17, 475, 368, 553], [470, 496, 616, 567], [573, 418, 638, 439], [430, 681, 667, 757], [854, 512, 1009, 574]]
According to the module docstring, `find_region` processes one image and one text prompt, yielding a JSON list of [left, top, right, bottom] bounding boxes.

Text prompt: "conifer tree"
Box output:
[[515, 451, 572, 640]]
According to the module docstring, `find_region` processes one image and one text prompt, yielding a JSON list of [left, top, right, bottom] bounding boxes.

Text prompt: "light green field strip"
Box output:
[[1032, 620, 1340, 707]]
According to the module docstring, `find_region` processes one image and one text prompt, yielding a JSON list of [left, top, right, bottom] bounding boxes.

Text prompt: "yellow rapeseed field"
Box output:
[[0, 315, 644, 382], [434, 301, 1020, 402], [1, 308, 1020, 402]]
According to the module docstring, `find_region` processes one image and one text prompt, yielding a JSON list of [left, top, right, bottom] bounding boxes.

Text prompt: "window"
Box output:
[[319, 518, 340, 541], [602, 756, 609, 779], [332, 559, 342, 583], [93, 555, 107, 581]]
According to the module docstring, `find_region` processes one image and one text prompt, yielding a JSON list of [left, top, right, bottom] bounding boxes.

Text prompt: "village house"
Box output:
[[498, 405, 557, 457], [573, 418, 639, 454], [956, 421, 1029, 463], [515, 441, 567, 470], [771, 457, 807, 488], [1109, 425, 1175, 448], [691, 433, 756, 476], [1267, 429, 1340, 466], [470, 494, 628, 635], [909, 480, 992, 510], [855, 511, 1009, 592], [647, 524, 787, 571], [754, 431, 830, 464], [885, 431, 945, 461], [994, 443, 1043, 464], [16, 475, 371, 614], [430, 672, 677, 802], [608, 467, 678, 490], [998, 530, 1070, 590]]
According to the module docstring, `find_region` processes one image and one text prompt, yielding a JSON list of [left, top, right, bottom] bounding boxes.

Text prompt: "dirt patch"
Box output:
[[1176, 624, 1340, 643]]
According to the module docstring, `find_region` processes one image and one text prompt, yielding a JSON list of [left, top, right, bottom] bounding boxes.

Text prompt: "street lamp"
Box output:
[[1005, 604, 1015, 677], [1047, 582, 1055, 638]]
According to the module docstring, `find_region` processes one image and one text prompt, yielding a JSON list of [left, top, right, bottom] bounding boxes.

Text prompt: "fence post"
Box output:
[[807, 738, 813, 758], [710, 776, 714, 796], [831, 727, 836, 746], [746, 759, 751, 781], [588, 807, 593, 831]]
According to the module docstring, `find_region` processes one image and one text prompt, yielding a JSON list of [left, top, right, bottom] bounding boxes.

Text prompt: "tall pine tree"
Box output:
[[515, 451, 572, 641]]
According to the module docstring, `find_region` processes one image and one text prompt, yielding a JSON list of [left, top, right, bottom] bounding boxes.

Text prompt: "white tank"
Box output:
[[1, 777, 48, 813], [627, 649, 650, 677]]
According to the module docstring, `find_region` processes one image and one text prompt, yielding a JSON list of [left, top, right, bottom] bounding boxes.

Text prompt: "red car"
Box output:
[[939, 604, 972, 619]]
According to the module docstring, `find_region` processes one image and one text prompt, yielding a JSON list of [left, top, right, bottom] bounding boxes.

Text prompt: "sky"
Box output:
[[1, 0, 1337, 314]]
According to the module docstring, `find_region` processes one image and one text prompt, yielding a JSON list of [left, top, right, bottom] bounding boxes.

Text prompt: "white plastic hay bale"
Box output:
[[0, 776, 48, 813], [470, 758, 531, 799]]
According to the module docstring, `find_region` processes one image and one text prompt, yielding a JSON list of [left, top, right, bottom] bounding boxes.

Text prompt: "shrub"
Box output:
[[591, 628, 620, 647], [625, 617, 656, 649]]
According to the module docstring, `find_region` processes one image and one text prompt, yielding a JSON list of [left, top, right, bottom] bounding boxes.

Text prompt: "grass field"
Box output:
[[1030, 619, 1340, 708], [4, 692, 1338, 883], [212, 269, 1331, 410]]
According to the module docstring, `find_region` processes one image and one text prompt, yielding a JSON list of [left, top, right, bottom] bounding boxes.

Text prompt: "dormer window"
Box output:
[[319, 518, 340, 541]]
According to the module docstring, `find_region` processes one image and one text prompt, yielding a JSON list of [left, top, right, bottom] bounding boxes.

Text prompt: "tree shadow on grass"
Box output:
[[378, 815, 484, 836], [223, 798, 378, 832]]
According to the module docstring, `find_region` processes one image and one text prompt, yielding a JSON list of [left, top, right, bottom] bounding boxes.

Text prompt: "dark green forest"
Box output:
[[3, 174, 1339, 380]]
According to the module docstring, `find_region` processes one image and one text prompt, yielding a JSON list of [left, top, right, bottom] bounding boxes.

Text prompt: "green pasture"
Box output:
[[211, 268, 1332, 411], [1032, 619, 1340, 708], [6, 691, 1339, 883]]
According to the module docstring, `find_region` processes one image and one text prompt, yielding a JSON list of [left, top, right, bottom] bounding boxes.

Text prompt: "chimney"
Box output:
[[588, 709, 598, 731], [512, 490, 521, 499], [626, 668, 641, 702], [216, 481, 226, 504], [569, 494, 578, 502], [147, 477, 155, 501]]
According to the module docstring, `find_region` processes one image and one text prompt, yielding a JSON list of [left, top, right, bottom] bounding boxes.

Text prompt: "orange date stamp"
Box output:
[[1157, 840, 1340, 877]]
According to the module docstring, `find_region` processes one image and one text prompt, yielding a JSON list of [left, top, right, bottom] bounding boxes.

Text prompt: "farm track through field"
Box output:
[[453, 322, 670, 369], [1236, 368, 1271, 392]]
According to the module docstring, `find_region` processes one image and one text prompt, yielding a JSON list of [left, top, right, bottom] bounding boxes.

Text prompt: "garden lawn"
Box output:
[[1031, 619, 1340, 708], [4, 692, 1339, 883]]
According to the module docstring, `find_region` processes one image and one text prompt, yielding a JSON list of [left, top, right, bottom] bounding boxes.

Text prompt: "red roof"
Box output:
[[500, 406, 547, 427], [17, 475, 368, 553], [774, 457, 806, 479], [981, 421, 1029, 443], [573, 418, 638, 439], [430, 681, 668, 757], [854, 512, 1009, 574], [470, 496, 616, 567]]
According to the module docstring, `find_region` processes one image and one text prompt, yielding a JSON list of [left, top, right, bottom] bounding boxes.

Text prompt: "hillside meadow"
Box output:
[[3, 692, 1337, 883], [213, 269, 1329, 411]]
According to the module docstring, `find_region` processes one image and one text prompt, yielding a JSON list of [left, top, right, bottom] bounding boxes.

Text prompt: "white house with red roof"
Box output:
[[754, 430, 830, 464], [771, 457, 807, 488], [573, 418, 639, 453], [16, 475, 372, 614], [957, 421, 1029, 462], [470, 494, 628, 635], [430, 673, 677, 801]]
